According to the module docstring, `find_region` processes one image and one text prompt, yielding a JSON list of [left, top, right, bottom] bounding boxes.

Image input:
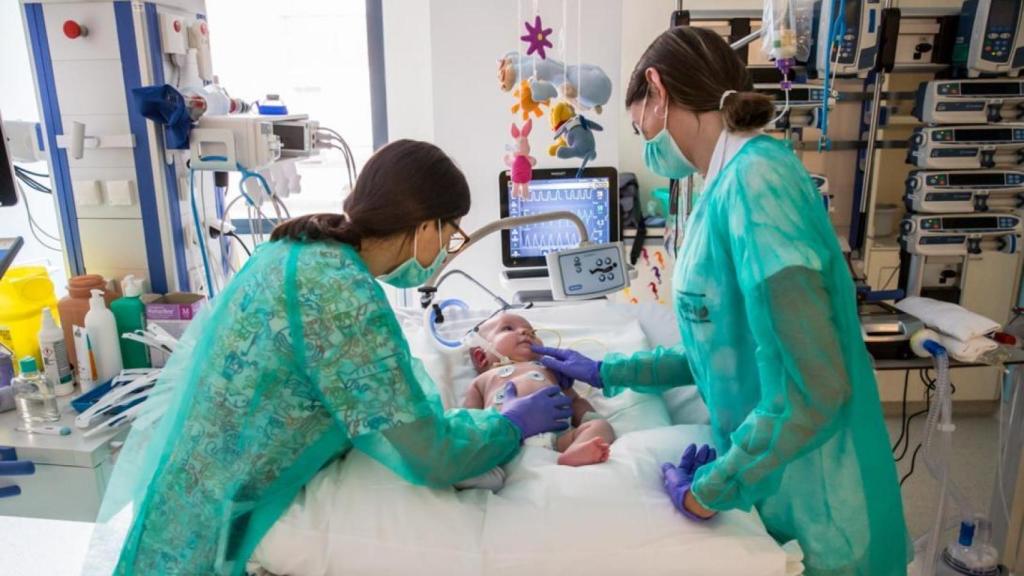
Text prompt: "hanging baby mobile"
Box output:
[[500, 0, 612, 196]]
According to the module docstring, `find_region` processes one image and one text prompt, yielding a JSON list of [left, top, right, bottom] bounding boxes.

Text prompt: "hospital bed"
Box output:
[[251, 300, 805, 576], [0, 301, 803, 575]]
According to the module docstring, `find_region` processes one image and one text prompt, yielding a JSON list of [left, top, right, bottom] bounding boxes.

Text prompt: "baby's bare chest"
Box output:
[[479, 362, 558, 407]]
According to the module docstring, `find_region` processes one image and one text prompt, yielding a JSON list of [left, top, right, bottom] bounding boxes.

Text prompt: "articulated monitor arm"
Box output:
[[417, 211, 588, 308]]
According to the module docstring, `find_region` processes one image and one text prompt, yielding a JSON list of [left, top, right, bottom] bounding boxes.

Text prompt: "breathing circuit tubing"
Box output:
[[910, 329, 974, 575]]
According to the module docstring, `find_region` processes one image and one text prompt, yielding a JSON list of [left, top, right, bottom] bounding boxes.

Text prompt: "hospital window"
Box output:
[[206, 0, 377, 217]]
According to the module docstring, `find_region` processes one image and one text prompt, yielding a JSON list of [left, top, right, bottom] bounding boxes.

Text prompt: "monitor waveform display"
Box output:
[[508, 177, 611, 259]]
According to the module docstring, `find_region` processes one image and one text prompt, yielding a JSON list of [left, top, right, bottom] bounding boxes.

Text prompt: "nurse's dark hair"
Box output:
[[624, 26, 774, 132], [271, 139, 470, 246]]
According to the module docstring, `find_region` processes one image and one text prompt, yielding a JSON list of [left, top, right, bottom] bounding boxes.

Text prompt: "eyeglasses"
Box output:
[[631, 122, 641, 136], [447, 223, 470, 254]]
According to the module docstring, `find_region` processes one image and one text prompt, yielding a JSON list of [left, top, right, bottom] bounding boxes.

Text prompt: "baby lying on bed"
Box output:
[[458, 313, 614, 492]]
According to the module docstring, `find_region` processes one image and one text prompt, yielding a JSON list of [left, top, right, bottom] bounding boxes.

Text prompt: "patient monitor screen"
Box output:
[[501, 168, 618, 268]]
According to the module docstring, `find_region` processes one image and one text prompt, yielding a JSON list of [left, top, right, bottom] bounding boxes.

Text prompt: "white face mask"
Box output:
[[639, 93, 697, 180], [378, 220, 447, 288]]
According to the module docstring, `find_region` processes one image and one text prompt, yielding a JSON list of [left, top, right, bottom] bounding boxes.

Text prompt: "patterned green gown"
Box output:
[[100, 240, 520, 575]]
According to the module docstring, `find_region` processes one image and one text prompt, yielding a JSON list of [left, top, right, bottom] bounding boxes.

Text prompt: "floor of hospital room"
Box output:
[[885, 413, 1001, 544]]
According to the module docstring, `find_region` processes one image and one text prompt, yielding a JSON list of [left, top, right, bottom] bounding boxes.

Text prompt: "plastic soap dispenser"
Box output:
[[110, 275, 150, 369], [85, 289, 123, 383]]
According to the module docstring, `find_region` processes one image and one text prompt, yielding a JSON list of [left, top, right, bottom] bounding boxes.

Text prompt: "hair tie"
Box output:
[[719, 90, 738, 111]]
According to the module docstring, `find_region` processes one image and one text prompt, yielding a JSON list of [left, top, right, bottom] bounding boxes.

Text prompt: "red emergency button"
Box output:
[[200, 22, 207, 35], [173, 20, 182, 33], [63, 20, 88, 39]]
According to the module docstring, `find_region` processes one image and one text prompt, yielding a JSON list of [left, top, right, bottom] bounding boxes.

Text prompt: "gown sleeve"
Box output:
[[599, 344, 695, 397], [690, 150, 852, 511], [288, 244, 520, 488]]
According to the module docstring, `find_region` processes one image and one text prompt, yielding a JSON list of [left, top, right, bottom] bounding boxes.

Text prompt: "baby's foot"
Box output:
[[557, 437, 610, 467]]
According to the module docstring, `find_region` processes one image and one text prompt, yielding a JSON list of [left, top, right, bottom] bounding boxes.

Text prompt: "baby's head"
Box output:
[[470, 312, 542, 373]]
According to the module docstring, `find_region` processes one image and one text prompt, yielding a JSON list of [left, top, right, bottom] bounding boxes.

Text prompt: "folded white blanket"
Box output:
[[936, 333, 999, 363], [896, 297, 1000, 342]]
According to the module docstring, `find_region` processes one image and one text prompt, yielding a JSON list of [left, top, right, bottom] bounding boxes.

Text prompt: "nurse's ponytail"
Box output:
[[720, 92, 775, 132], [625, 26, 775, 132], [271, 139, 471, 247]]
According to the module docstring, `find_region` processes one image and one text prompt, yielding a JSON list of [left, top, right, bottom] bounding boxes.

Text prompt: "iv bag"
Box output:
[[761, 0, 816, 63]]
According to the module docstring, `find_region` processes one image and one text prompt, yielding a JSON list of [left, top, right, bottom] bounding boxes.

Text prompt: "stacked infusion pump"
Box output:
[[902, 1, 1024, 324], [904, 36, 1024, 324]]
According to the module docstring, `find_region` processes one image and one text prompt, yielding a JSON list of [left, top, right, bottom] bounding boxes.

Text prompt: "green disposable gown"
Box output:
[[93, 240, 520, 575], [602, 135, 909, 575]]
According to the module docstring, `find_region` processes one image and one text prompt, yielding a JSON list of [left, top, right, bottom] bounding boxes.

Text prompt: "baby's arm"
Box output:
[[463, 375, 487, 409]]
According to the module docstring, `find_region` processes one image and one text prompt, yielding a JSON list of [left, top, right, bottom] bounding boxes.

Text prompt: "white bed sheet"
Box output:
[[253, 425, 789, 576], [254, 301, 793, 576]]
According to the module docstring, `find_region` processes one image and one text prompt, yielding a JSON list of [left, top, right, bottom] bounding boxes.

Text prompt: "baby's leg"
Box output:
[[555, 418, 614, 467]]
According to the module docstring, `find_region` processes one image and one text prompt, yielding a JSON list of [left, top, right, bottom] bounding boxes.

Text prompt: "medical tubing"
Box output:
[[427, 269, 512, 310], [998, 367, 1022, 523], [236, 162, 274, 207], [917, 346, 973, 573], [425, 298, 470, 350], [768, 79, 792, 127], [189, 169, 216, 298], [819, 0, 845, 150]]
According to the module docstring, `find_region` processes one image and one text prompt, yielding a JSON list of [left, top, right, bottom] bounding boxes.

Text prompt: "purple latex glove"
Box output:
[[531, 345, 604, 389], [498, 382, 571, 442], [661, 443, 718, 521]]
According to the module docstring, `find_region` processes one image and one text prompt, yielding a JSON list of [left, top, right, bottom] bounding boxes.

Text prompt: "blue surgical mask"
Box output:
[[640, 94, 697, 180], [379, 220, 448, 288]]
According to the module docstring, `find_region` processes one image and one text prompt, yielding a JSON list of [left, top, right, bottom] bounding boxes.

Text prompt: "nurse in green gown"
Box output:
[[95, 140, 572, 575], [535, 27, 909, 575]]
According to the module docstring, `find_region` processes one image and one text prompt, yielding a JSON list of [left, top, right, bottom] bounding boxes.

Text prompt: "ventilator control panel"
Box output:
[[546, 242, 629, 300]]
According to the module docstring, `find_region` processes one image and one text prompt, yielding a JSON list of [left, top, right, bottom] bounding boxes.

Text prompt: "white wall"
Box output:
[[0, 1, 66, 290], [383, 0, 435, 143]]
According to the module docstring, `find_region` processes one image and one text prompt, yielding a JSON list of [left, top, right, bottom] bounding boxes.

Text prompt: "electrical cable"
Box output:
[[895, 372, 932, 463], [899, 443, 923, 487], [15, 180, 61, 251], [219, 195, 248, 244], [14, 166, 49, 178], [317, 128, 358, 188], [15, 170, 53, 194], [892, 369, 910, 453], [15, 171, 52, 195], [15, 178, 59, 241], [227, 232, 252, 257], [318, 136, 357, 191], [895, 406, 929, 463]]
